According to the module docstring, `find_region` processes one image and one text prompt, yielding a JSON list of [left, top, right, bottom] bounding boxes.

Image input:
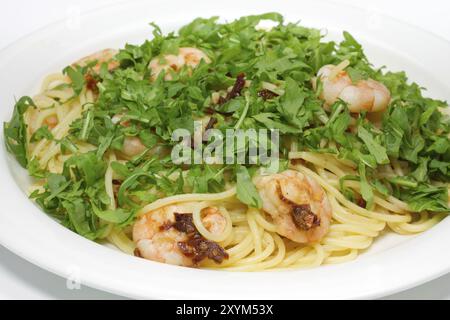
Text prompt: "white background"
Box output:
[[1, 0, 449, 299]]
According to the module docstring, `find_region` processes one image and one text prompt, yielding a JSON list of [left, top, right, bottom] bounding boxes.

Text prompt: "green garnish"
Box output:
[[4, 96, 35, 167], [236, 165, 262, 209]]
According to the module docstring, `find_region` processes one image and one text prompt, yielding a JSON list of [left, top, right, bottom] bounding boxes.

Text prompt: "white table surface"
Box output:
[[1, 0, 449, 300]]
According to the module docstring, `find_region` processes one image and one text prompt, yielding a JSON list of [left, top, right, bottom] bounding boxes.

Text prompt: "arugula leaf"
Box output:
[[371, 179, 390, 196], [62, 199, 93, 237], [63, 66, 85, 96], [111, 161, 132, 178], [411, 157, 428, 182], [383, 107, 408, 157], [186, 165, 225, 193], [358, 164, 374, 209], [400, 130, 425, 163], [427, 137, 449, 154], [59, 137, 79, 154], [27, 158, 46, 178], [64, 152, 106, 187], [46, 173, 71, 202], [117, 171, 153, 207], [221, 99, 244, 113], [96, 133, 114, 159], [156, 170, 184, 196], [327, 103, 351, 145], [139, 130, 158, 149], [233, 92, 251, 130], [30, 126, 53, 142], [357, 126, 389, 165], [253, 113, 299, 134], [236, 166, 262, 208], [79, 110, 94, 141], [429, 159, 450, 177], [389, 176, 418, 188], [400, 184, 449, 213], [91, 204, 133, 224], [278, 77, 307, 128], [3, 96, 34, 167]]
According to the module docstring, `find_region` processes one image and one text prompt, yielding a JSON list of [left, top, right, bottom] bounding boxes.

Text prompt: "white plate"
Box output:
[[0, 0, 449, 300]]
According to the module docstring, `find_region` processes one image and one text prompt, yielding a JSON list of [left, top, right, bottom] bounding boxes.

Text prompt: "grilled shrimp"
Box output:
[[314, 61, 391, 113], [44, 115, 58, 129], [149, 47, 211, 80], [121, 136, 146, 157], [133, 204, 227, 267], [73, 48, 119, 73], [254, 170, 332, 243], [111, 114, 147, 158]]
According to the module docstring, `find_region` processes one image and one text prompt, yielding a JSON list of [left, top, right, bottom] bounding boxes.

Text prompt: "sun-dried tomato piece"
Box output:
[[171, 213, 229, 265], [291, 204, 321, 230], [172, 213, 197, 234]]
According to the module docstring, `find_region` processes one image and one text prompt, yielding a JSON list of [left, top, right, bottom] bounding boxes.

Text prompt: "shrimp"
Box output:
[[121, 136, 146, 157], [44, 115, 58, 129], [133, 204, 228, 267], [254, 170, 332, 243], [149, 47, 211, 81], [73, 48, 119, 73], [111, 114, 147, 157], [314, 60, 391, 113]]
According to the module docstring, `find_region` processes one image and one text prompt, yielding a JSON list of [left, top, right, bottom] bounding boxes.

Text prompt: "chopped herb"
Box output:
[[236, 166, 262, 208]]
